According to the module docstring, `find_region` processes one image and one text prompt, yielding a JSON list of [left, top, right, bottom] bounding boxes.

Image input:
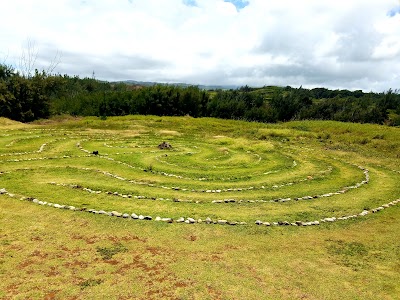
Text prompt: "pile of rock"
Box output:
[[158, 141, 172, 150]]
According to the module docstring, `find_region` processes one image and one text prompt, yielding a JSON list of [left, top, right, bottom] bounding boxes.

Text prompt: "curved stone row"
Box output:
[[1, 187, 398, 227], [156, 148, 262, 169], [0, 188, 246, 226], [255, 198, 400, 227], [4, 135, 41, 147], [4, 154, 93, 163], [0, 141, 48, 157], [0, 136, 74, 158], [154, 154, 298, 181], [154, 156, 300, 182], [49, 182, 178, 202], [211, 151, 261, 163], [103, 142, 142, 149]]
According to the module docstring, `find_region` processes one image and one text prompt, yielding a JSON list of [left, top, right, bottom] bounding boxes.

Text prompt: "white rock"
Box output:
[[111, 211, 122, 217], [186, 217, 196, 224]]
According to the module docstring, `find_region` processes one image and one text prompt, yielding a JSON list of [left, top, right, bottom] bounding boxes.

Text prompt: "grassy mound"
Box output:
[[0, 117, 25, 129]]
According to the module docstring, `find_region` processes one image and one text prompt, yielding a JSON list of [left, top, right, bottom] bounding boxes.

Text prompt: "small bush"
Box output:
[[258, 134, 267, 140], [268, 131, 283, 138], [79, 279, 103, 290], [358, 138, 370, 145], [317, 133, 331, 140], [372, 134, 384, 140], [144, 164, 153, 172], [96, 243, 127, 260]]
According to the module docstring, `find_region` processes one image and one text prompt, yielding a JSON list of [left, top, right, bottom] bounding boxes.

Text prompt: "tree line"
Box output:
[[1, 63, 399, 125]]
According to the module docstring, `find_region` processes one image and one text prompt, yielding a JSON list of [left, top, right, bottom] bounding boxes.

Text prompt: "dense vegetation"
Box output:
[[1, 63, 400, 125]]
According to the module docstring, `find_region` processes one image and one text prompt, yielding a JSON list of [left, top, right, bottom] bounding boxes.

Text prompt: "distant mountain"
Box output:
[[114, 80, 239, 90]]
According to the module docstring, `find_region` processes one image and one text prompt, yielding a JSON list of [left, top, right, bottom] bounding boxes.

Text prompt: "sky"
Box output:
[[1, 0, 400, 91]]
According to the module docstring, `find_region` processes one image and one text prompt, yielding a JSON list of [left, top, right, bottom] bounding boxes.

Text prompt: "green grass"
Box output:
[[0, 115, 399, 299]]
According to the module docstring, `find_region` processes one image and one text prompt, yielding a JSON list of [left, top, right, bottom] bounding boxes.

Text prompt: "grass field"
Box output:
[[1, 115, 399, 299]]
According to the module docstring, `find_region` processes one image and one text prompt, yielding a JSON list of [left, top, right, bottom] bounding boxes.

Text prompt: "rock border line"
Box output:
[[1, 187, 398, 227]]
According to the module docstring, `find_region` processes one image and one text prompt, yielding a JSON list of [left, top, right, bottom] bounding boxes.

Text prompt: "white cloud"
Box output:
[[0, 0, 399, 91]]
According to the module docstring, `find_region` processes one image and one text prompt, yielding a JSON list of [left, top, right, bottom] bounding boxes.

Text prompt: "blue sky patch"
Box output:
[[224, 0, 250, 11], [387, 6, 400, 17], [183, 0, 197, 7]]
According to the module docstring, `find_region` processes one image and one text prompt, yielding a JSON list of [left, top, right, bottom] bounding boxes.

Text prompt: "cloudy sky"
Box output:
[[1, 0, 400, 91]]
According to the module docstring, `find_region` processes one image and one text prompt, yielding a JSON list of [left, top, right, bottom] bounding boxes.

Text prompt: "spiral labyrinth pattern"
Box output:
[[1, 122, 399, 227]]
